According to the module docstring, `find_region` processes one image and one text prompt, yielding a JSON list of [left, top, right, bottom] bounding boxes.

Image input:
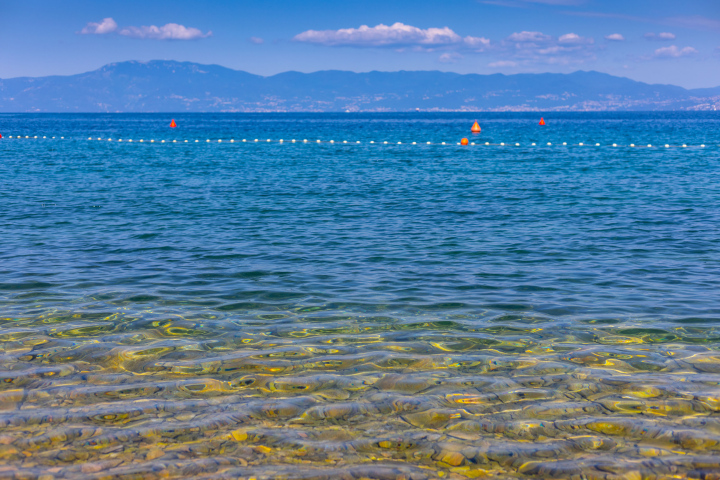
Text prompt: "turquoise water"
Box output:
[[1, 113, 720, 479]]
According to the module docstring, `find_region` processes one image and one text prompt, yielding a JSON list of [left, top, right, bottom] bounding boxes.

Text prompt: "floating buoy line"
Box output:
[[0, 135, 717, 149]]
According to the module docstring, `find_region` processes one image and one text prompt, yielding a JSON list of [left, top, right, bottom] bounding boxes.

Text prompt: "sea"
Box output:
[[1, 112, 720, 480]]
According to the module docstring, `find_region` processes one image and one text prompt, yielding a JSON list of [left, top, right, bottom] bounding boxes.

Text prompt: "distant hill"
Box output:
[[0, 60, 718, 112]]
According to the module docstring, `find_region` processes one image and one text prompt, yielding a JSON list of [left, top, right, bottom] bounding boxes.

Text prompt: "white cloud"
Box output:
[[79, 18, 118, 35], [558, 33, 593, 44], [502, 31, 595, 64], [79, 17, 210, 40], [507, 31, 551, 43], [293, 24, 595, 66], [605, 33, 625, 41], [293, 23, 489, 51], [653, 45, 698, 58], [645, 32, 676, 41], [489, 60, 518, 67], [439, 52, 463, 63], [119, 23, 211, 40], [249, 36, 264, 44]]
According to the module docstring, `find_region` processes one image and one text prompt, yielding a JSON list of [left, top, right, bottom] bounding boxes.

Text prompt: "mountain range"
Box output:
[[1, 60, 718, 112]]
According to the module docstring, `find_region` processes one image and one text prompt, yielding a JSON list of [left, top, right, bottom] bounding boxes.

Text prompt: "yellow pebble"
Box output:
[[441, 451, 465, 466], [230, 429, 248, 442]]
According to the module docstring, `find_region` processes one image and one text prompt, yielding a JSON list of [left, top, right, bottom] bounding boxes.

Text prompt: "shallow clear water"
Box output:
[[1, 112, 720, 479]]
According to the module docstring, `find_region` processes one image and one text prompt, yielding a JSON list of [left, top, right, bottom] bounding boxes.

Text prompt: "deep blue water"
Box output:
[[1, 113, 720, 479]]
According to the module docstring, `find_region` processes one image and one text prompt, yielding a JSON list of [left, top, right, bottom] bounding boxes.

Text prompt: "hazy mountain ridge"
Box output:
[[1, 60, 718, 112]]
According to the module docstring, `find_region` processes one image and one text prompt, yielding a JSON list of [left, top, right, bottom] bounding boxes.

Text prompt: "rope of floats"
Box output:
[[2, 135, 717, 149]]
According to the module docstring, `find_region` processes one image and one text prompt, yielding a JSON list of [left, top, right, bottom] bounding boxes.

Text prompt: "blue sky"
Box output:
[[1, 0, 718, 88]]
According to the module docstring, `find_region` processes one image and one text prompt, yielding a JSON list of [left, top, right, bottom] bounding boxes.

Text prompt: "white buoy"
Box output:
[[317, 140, 321, 143], [330, 140, 334, 143], [471, 142, 475, 146], [515, 143, 520, 146], [383, 141, 388, 144], [665, 144, 669, 148], [613, 144, 617, 147], [441, 142, 446, 145], [427, 142, 431, 144], [43, 136, 46, 139], [563, 142, 567, 146], [88, 137, 92, 140], [119, 139, 123, 142], [531, 143, 536, 146], [267, 139, 271, 142], [184, 140, 188, 143], [397, 142, 402, 144], [291, 139, 295, 143], [357, 141, 361, 144], [207, 139, 210, 142], [342, 140, 347, 143], [161, 140, 165, 143], [140, 139, 144, 143], [371, 141, 375, 144], [255, 139, 259, 142], [128, 139, 133, 142], [279, 139, 283, 142], [596, 143, 600, 146], [172, 139, 176, 143], [195, 140, 199, 143], [412, 142, 417, 145], [151, 139, 155, 143], [34, 136, 37, 139], [682, 144, 687, 148], [25, 136, 29, 138], [579, 142, 583, 146], [485, 142, 490, 145], [501, 142, 505, 146], [61, 137, 64, 139], [243, 139, 247, 142], [547, 142, 552, 146], [701, 144, 706, 148], [630, 144, 635, 147], [108, 138, 112, 142], [218, 139, 222, 143], [647, 144, 652, 147]]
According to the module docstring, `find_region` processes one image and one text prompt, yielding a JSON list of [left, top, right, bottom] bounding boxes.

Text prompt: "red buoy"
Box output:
[[471, 121, 481, 133], [461, 138, 469, 145], [0, 134, 3, 138], [170, 119, 177, 128], [539, 117, 546, 126]]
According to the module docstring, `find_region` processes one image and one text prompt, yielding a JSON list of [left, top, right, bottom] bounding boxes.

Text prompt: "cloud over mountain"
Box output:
[[653, 45, 698, 58], [293, 23, 489, 50], [79, 18, 118, 35], [79, 18, 211, 40]]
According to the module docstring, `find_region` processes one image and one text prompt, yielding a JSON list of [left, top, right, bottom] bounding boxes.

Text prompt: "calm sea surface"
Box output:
[[1, 113, 720, 479]]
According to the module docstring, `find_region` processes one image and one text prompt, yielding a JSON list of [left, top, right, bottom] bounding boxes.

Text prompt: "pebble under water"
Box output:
[[1, 112, 720, 479]]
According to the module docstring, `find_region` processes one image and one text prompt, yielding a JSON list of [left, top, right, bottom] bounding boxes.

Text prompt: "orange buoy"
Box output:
[[471, 121, 481, 133], [539, 117, 546, 126], [461, 138, 469, 145], [170, 119, 177, 128]]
